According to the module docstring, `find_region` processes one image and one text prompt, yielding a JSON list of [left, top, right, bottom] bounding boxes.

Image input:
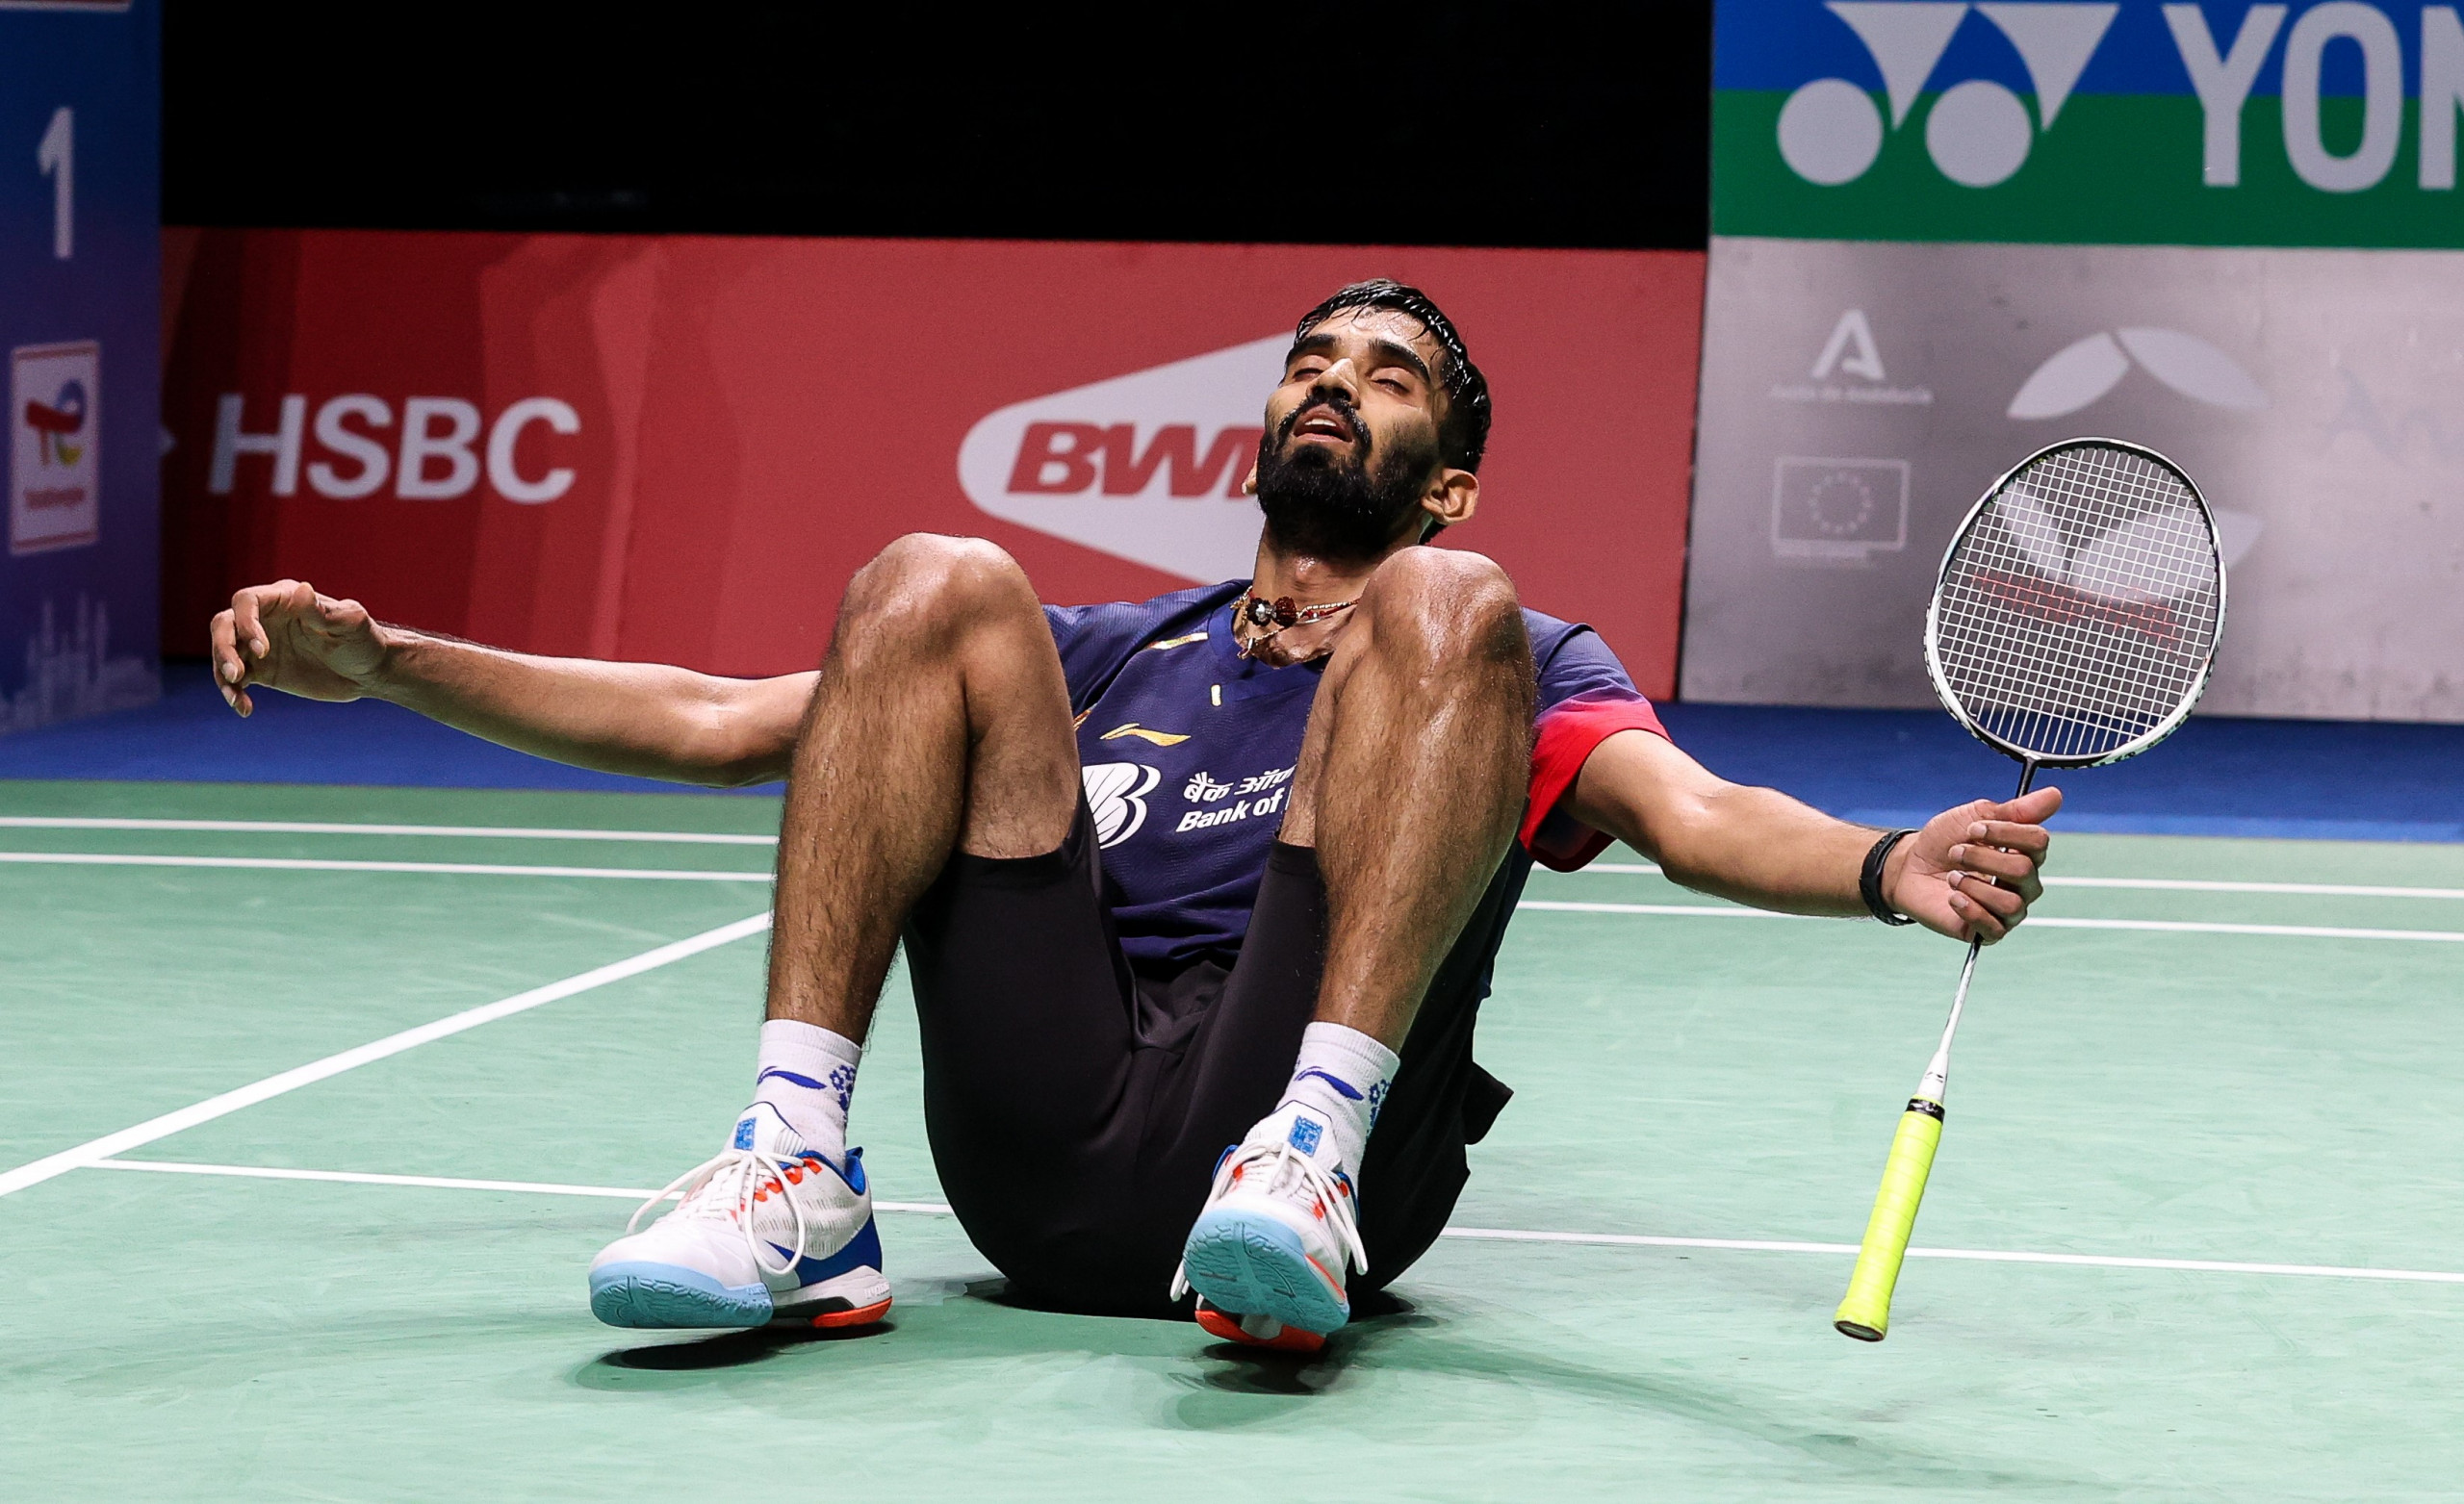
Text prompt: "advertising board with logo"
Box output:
[[1689, 0, 2464, 720], [0, 0, 158, 734], [166, 232, 1705, 696]]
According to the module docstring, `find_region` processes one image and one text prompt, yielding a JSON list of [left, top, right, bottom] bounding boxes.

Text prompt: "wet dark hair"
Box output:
[[1289, 280, 1491, 473]]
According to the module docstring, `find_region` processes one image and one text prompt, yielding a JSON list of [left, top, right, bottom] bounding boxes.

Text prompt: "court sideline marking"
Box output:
[[7, 852, 2463, 941], [1589, 861, 2464, 901], [0, 852, 772, 882], [0, 913, 773, 1199], [1517, 900, 2464, 943], [78, 1158, 2464, 1287], [1, 825, 2454, 900], [0, 816, 776, 845]]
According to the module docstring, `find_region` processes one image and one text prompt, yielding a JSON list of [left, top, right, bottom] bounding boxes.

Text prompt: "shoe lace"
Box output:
[[1168, 1140, 1367, 1300], [627, 1147, 829, 1281]]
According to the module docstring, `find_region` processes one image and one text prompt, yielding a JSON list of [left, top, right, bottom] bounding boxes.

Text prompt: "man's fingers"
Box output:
[[1945, 841, 2035, 882], [1949, 871, 2024, 920], [1990, 786, 2063, 824], [1964, 819, 2050, 858], [1948, 888, 2012, 942], [209, 610, 243, 686]]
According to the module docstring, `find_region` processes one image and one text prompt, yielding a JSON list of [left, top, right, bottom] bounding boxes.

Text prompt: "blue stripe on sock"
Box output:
[[1292, 1068, 1364, 1100]]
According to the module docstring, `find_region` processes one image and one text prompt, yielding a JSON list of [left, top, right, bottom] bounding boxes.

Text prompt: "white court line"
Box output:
[[80, 1158, 2464, 1287], [1581, 860, 2464, 902], [0, 852, 771, 881], [10, 828, 2453, 899], [1515, 899, 2464, 943], [0, 816, 775, 845], [86, 1160, 953, 1216], [0, 913, 773, 1199], [7, 853, 2458, 937]]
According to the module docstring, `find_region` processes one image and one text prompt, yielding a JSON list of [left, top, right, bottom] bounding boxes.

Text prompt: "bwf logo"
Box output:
[[1780, 1, 2118, 188], [958, 336, 1285, 583]]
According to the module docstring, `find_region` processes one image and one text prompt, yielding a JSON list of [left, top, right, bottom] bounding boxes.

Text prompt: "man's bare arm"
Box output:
[[210, 580, 814, 788], [1561, 728, 2061, 944]]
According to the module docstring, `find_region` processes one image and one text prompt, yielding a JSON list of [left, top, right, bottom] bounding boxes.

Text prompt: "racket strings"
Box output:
[[1933, 446, 2221, 763]]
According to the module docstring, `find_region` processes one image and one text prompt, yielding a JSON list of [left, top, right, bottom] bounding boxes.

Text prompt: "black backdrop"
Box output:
[[163, 1, 1709, 249]]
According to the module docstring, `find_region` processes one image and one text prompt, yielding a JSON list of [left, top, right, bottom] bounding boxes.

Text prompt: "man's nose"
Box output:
[[1308, 358, 1364, 401]]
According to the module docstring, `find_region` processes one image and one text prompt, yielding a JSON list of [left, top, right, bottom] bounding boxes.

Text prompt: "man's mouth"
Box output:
[[1288, 402, 1357, 446]]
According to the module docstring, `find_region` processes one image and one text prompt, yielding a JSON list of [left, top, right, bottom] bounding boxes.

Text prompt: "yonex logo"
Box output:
[[1778, 2, 2118, 188], [957, 335, 1288, 583], [2007, 327, 2266, 419]]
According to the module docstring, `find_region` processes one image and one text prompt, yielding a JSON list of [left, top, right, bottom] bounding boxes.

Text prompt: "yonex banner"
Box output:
[[1719, 0, 2464, 247], [164, 232, 1704, 695], [1689, 1, 2464, 721]]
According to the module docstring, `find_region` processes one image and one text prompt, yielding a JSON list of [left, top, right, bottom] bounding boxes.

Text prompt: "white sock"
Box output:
[[753, 1019, 863, 1158], [1276, 1022, 1399, 1172]]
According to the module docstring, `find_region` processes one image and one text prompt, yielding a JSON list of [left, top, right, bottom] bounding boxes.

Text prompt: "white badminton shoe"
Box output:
[[587, 1103, 890, 1330], [1171, 1103, 1368, 1353]]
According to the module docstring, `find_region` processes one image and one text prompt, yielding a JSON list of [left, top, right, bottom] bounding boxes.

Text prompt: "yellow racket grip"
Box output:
[[1833, 1096, 1945, 1342]]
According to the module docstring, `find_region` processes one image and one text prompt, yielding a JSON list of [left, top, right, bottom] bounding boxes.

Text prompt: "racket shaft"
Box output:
[[1833, 1097, 1945, 1340]]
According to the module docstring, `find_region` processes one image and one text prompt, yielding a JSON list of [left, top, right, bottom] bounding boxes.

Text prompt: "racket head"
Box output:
[[1923, 438, 2226, 770]]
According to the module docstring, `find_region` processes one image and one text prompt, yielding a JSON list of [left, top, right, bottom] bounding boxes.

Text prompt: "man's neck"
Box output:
[[1247, 535, 1410, 606], [1235, 530, 1416, 667]]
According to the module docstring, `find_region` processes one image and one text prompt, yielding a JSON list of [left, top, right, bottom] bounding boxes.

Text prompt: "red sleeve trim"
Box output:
[[1520, 692, 1669, 873]]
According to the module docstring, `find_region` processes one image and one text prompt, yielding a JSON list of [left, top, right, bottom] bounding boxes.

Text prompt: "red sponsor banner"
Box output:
[[165, 231, 1704, 695]]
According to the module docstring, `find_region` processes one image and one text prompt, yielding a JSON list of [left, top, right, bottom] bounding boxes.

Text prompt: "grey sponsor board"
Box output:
[[1683, 236, 2464, 722]]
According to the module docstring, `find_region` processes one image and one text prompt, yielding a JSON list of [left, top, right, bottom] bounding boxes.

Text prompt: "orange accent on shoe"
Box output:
[[1305, 1255, 1345, 1294], [1194, 1303, 1325, 1354], [808, 1297, 892, 1330]]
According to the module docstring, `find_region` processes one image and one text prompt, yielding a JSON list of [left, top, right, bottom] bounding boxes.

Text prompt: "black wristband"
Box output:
[[1861, 828, 1918, 926]]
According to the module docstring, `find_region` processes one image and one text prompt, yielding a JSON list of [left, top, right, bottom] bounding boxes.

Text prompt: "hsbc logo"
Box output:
[[205, 393, 581, 503], [959, 335, 1286, 582]]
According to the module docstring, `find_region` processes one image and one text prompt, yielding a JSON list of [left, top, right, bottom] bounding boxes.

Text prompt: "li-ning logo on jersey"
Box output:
[[1082, 762, 1161, 848]]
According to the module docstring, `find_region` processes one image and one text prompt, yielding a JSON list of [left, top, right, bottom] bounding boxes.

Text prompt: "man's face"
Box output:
[[1251, 307, 1453, 563]]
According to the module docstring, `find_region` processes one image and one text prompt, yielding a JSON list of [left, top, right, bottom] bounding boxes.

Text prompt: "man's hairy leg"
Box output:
[[1281, 548, 1536, 1050], [764, 534, 1080, 1036], [1172, 548, 1532, 1340]]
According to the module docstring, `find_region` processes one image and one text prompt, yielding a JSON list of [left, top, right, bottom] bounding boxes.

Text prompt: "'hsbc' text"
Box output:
[[207, 393, 580, 503]]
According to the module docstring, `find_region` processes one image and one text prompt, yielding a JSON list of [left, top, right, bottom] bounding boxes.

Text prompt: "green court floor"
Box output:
[[5, 778, 2461, 1500]]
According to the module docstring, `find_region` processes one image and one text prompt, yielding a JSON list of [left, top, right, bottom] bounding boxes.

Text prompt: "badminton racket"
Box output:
[[1833, 438, 2227, 1341]]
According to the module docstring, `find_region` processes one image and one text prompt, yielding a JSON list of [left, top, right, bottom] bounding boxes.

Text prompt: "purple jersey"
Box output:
[[1047, 580, 1666, 970]]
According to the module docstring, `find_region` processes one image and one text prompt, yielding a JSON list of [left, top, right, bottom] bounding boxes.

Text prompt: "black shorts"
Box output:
[[900, 802, 1527, 1317]]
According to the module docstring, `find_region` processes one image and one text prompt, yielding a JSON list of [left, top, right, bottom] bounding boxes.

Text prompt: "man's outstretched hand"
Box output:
[[1883, 786, 2062, 943], [210, 581, 387, 717]]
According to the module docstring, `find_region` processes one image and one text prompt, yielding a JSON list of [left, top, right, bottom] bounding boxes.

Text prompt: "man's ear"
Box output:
[[1241, 461, 1259, 496], [1422, 468, 1479, 532]]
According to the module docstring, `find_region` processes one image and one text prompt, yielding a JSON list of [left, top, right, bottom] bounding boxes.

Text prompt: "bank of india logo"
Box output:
[[2007, 327, 2266, 419], [1771, 456, 1910, 563], [13, 342, 101, 555], [1778, 2, 2118, 189], [1083, 762, 1161, 848], [958, 336, 1285, 584]]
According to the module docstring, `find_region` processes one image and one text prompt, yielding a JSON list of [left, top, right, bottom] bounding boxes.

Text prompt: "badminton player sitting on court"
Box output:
[[209, 281, 2059, 1353]]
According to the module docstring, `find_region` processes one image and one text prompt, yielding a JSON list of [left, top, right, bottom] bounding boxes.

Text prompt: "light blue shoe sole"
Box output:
[[1179, 1210, 1350, 1337], [589, 1261, 775, 1329]]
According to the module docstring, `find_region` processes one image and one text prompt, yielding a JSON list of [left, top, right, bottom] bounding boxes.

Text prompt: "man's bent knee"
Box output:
[[1357, 548, 1523, 663], [834, 534, 1040, 663]]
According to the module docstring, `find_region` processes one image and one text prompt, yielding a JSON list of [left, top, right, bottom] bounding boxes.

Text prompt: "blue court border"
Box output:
[[0, 663, 2454, 841]]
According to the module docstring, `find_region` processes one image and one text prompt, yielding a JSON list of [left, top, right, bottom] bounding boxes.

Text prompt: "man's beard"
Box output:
[[1252, 395, 1436, 565]]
